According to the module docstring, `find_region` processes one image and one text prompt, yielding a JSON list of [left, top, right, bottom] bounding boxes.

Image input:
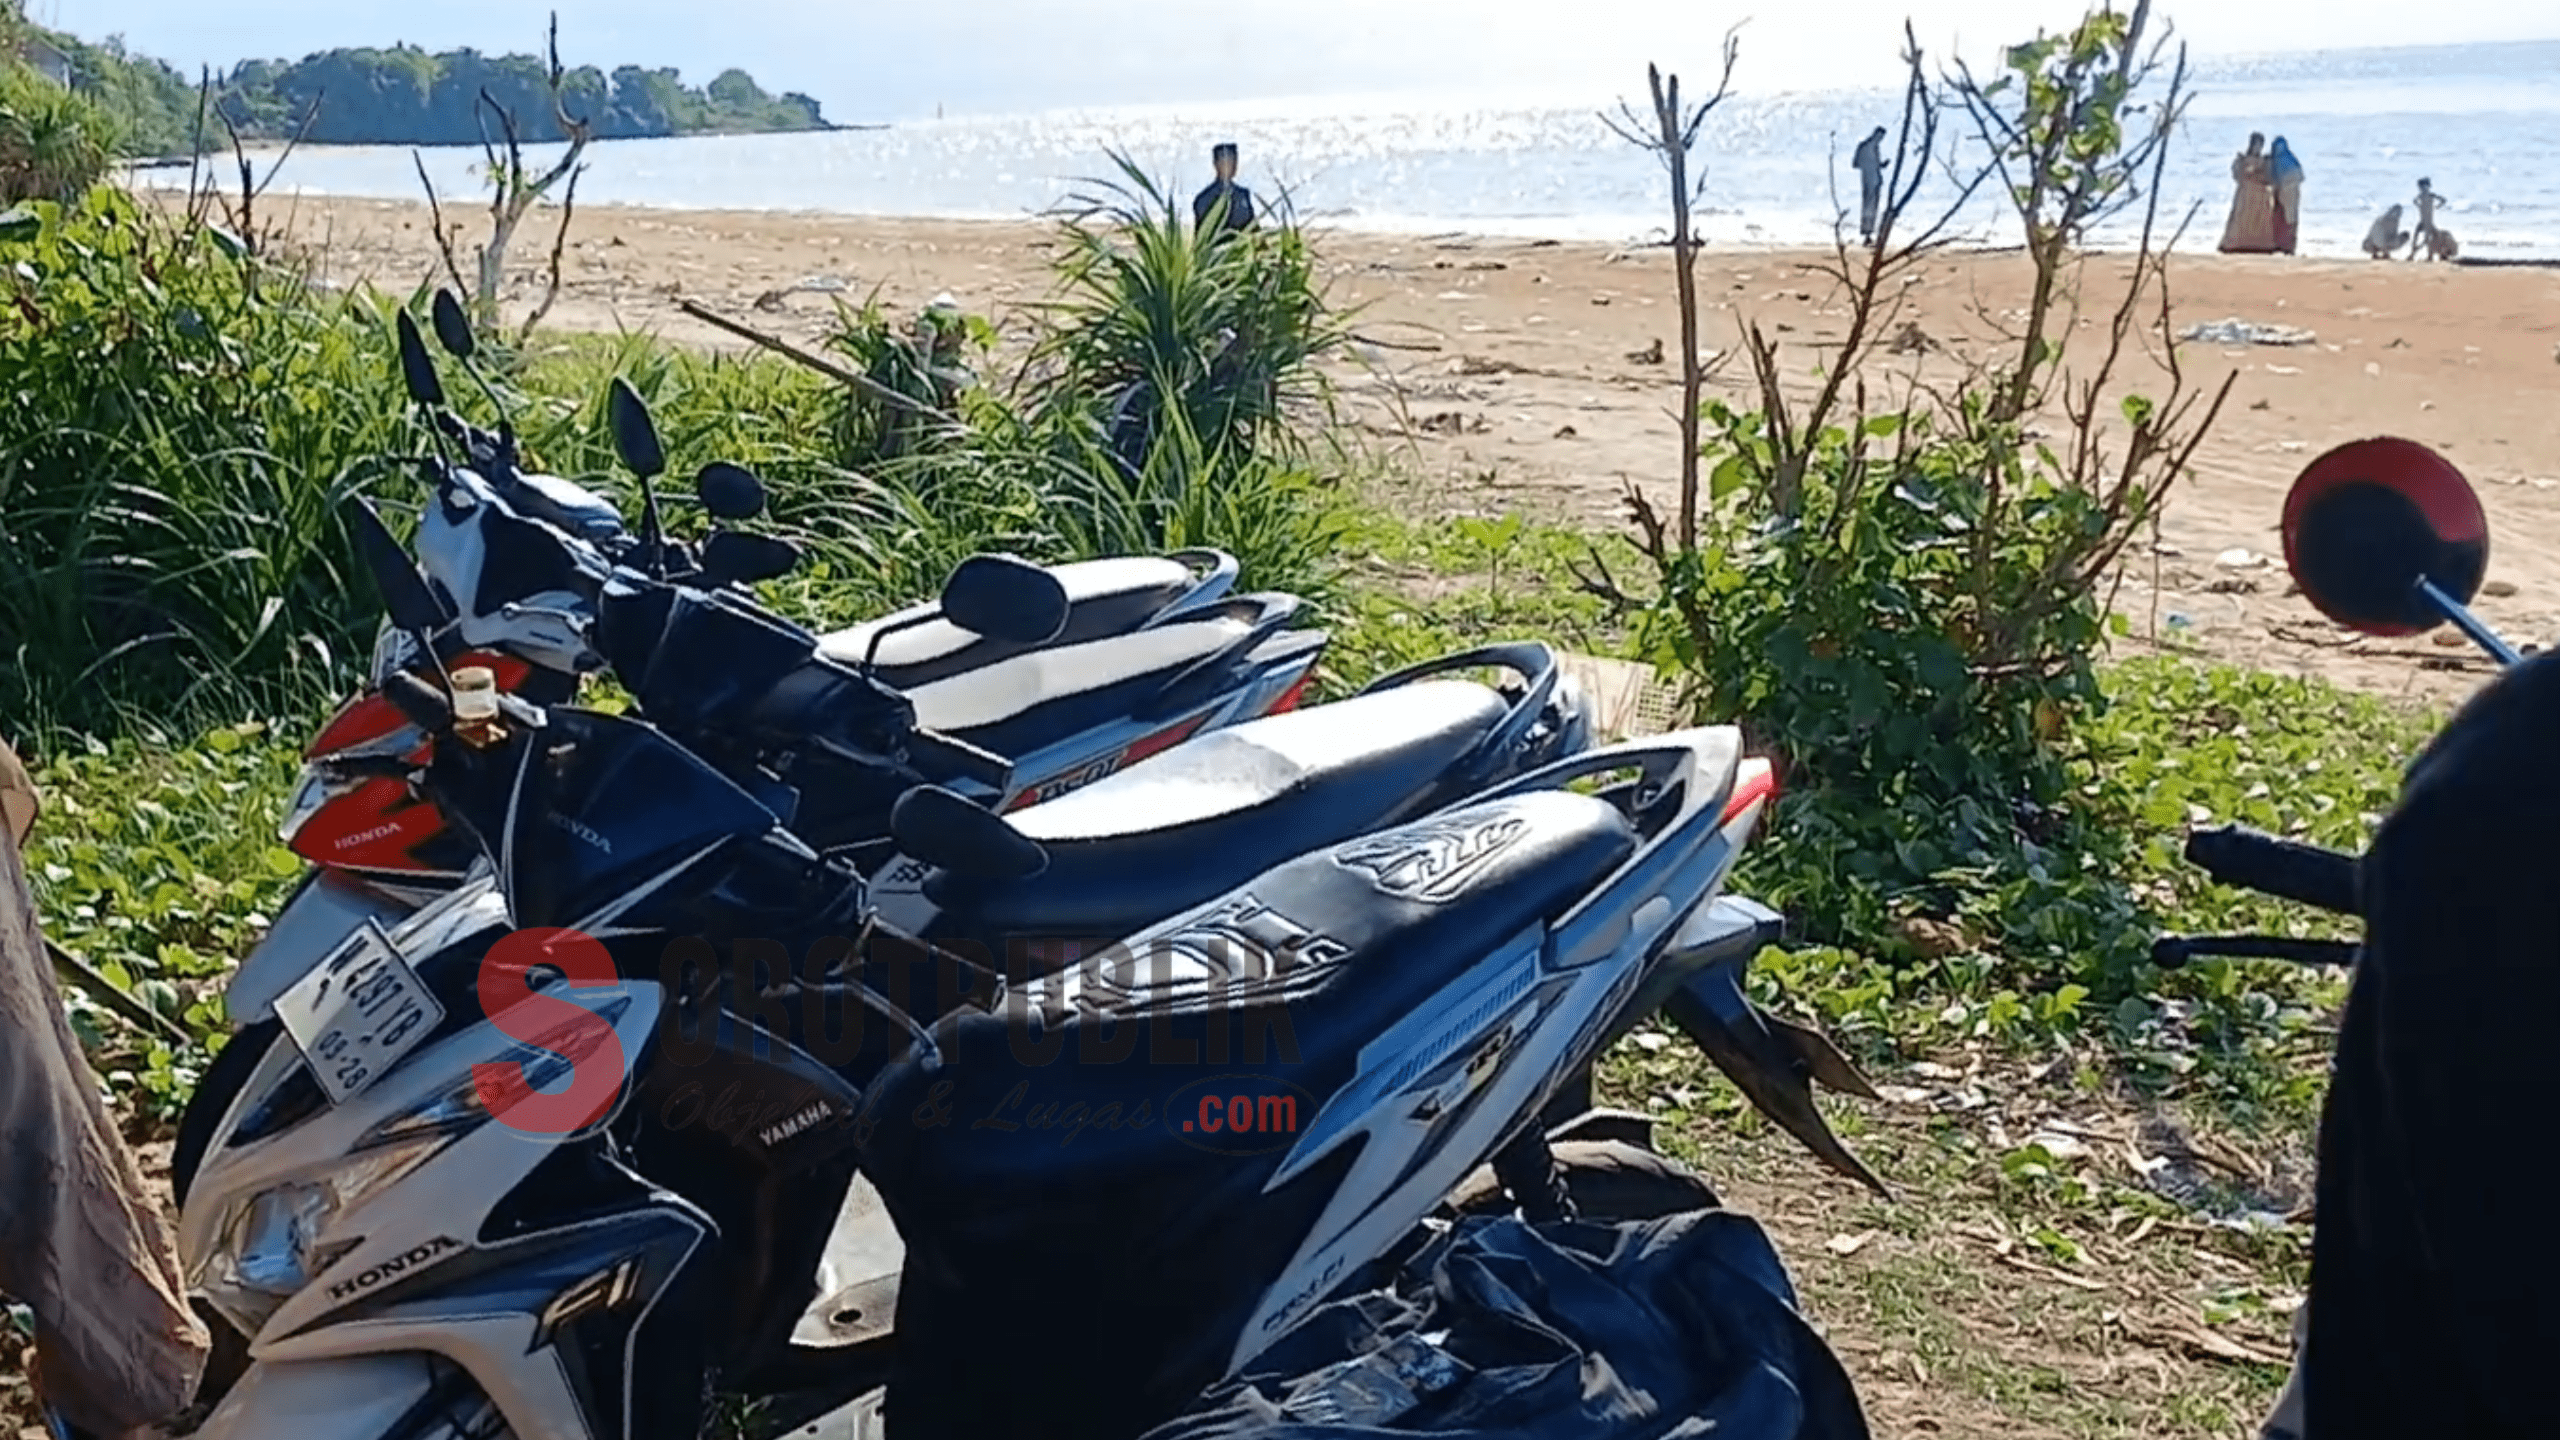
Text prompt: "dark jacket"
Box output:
[[1193, 180, 1257, 234], [2305, 649, 2560, 1439]]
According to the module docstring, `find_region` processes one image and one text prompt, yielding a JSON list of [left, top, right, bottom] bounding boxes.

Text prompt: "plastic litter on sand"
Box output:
[[2179, 316, 2318, 347]]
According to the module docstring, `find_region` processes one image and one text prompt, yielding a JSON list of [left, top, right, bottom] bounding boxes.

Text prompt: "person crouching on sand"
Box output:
[[2362, 204, 2409, 260]]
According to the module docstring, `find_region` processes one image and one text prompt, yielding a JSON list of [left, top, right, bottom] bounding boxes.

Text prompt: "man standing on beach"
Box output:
[[1193, 143, 1258, 237], [1852, 127, 1888, 244]]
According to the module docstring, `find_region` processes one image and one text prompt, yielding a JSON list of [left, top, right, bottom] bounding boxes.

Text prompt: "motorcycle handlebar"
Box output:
[[2183, 824, 2359, 915], [432, 411, 503, 466], [381, 671, 454, 735], [905, 727, 1012, 791]]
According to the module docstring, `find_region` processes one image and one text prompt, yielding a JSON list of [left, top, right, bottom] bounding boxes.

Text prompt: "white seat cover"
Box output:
[[904, 617, 1250, 733], [814, 556, 1196, 669]]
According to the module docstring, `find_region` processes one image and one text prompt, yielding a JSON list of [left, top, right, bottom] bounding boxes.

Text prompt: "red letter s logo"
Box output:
[[474, 928, 627, 1136]]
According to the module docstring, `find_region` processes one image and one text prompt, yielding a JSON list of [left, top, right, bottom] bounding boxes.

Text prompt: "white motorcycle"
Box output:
[[164, 511, 1877, 1439]]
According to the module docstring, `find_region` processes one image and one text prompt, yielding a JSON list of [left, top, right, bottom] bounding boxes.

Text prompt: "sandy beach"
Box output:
[[220, 192, 2560, 701]]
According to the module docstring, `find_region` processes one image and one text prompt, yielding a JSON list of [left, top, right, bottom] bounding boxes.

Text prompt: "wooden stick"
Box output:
[[1351, 332, 1443, 353], [674, 298, 953, 421], [46, 938, 194, 1050]]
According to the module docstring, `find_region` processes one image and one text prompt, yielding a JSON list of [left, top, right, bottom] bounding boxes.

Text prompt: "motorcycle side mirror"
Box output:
[[395, 309, 447, 408], [608, 378, 674, 575], [695, 461, 767, 521], [890, 785, 1049, 882], [700, 530, 801, 587], [939, 554, 1069, 645], [608, 378, 666, 480], [344, 496, 452, 634], [2282, 437, 2489, 637], [430, 288, 478, 362]]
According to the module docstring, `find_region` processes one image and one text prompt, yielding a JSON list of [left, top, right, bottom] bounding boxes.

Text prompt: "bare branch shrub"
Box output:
[[1610, 4, 2239, 987], [412, 12, 590, 341], [1600, 39, 1738, 549]]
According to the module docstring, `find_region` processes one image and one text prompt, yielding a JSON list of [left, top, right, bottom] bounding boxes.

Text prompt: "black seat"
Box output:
[[858, 788, 1639, 1440], [817, 556, 1199, 690], [932, 680, 1510, 944], [904, 610, 1260, 761]]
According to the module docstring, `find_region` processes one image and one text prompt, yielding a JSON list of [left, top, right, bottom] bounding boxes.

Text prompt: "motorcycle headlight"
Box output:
[[192, 1133, 448, 1339], [191, 990, 636, 1338]]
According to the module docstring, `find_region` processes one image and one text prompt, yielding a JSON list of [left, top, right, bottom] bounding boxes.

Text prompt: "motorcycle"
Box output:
[[235, 307, 1327, 1022], [2152, 435, 2506, 970], [166, 494, 1880, 1440], [2146, 437, 2511, 1440], [171, 381, 1597, 1366], [182, 593, 1600, 1349]]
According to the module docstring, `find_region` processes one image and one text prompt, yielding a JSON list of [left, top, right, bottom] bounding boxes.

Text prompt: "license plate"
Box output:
[[273, 919, 446, 1106]]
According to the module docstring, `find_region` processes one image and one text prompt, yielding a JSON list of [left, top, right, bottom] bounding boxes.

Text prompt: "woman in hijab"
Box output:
[[2269, 137, 2305, 255], [2219, 132, 2279, 254]]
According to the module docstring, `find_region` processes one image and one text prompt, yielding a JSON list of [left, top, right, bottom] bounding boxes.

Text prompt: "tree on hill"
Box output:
[[13, 10, 834, 157]]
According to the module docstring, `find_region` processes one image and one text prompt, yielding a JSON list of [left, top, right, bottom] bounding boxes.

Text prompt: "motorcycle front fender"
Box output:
[[191, 1355, 449, 1439]]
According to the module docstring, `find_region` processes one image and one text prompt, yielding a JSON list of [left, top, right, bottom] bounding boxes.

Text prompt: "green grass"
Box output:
[[20, 721, 308, 1121], [0, 187, 1359, 739]]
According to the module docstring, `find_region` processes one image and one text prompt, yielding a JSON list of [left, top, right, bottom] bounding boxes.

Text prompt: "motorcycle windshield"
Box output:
[[510, 470, 628, 544], [422, 464, 613, 621], [499, 708, 780, 932], [609, 578, 828, 735]]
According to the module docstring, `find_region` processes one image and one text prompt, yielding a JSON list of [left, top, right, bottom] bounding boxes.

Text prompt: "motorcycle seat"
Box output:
[[932, 680, 1510, 944], [857, 788, 1641, 1439], [817, 556, 1201, 690], [906, 610, 1262, 760]]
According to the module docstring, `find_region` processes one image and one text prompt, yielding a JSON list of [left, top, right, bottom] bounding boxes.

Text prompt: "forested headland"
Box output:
[[22, 22, 836, 155]]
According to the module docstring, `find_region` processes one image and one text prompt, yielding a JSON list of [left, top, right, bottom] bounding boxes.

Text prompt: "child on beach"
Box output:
[[2409, 178, 2452, 261]]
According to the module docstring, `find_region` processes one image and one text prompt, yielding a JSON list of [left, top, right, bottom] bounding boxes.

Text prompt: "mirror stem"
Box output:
[[2415, 577, 2522, 666], [636, 471, 669, 579], [456, 357, 517, 476]]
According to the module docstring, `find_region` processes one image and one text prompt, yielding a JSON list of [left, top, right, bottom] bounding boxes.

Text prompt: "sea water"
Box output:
[[132, 39, 2560, 260]]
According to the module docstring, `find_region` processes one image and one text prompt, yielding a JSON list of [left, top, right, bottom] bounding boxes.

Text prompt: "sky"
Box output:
[[33, 0, 2560, 122]]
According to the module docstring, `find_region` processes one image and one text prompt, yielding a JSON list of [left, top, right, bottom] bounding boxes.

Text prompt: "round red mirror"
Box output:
[[2280, 437, 2488, 637]]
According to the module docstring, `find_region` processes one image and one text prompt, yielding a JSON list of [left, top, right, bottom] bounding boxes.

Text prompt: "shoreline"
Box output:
[[138, 177, 2560, 265], [129, 176, 2560, 265], [141, 189, 2560, 703]]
